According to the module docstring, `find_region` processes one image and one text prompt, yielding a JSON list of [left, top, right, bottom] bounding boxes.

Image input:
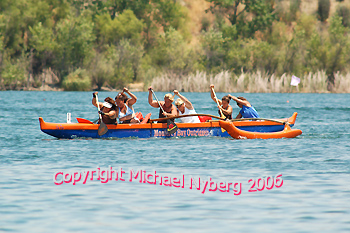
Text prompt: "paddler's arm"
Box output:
[[210, 84, 222, 105], [99, 109, 117, 119], [148, 86, 160, 108], [235, 112, 242, 119], [228, 94, 251, 107], [118, 109, 134, 122], [105, 110, 117, 119], [92, 92, 103, 109], [219, 104, 233, 117], [174, 90, 194, 110], [119, 115, 132, 121], [163, 105, 178, 118], [124, 87, 137, 106]]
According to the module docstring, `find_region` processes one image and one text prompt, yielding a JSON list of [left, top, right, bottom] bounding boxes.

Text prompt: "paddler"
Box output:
[[148, 86, 177, 123], [115, 87, 140, 124], [228, 94, 260, 119], [173, 90, 200, 123], [210, 84, 233, 120], [92, 92, 117, 124]]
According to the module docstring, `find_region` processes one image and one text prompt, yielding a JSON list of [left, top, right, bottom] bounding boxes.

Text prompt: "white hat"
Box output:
[[175, 98, 184, 107], [103, 102, 113, 108]]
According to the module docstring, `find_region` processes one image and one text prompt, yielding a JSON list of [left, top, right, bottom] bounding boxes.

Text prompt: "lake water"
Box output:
[[1, 91, 350, 232]]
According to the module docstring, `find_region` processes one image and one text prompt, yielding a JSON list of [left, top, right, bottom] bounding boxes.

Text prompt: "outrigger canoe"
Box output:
[[219, 120, 302, 139], [39, 112, 299, 139]]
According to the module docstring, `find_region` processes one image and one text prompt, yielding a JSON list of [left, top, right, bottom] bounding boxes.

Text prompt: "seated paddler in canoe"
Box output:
[[148, 86, 177, 123], [210, 84, 233, 120], [92, 92, 117, 124], [115, 87, 140, 124], [173, 90, 200, 123], [227, 94, 260, 119]]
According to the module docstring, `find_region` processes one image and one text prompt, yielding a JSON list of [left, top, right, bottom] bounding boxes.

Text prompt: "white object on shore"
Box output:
[[291, 75, 300, 86], [67, 113, 71, 123]]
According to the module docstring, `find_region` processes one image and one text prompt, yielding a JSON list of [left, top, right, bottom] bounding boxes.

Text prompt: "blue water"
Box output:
[[1, 91, 350, 232]]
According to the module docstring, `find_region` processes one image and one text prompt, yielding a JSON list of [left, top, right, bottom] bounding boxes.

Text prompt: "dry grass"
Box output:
[[150, 70, 350, 93]]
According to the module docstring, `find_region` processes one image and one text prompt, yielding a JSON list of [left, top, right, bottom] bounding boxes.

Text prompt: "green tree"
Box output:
[[62, 68, 91, 91], [224, 38, 280, 74], [206, 0, 275, 39], [317, 0, 330, 22], [201, 28, 225, 72], [0, 53, 28, 89], [305, 15, 350, 89], [0, 0, 54, 55], [94, 10, 144, 46], [326, 15, 349, 87], [54, 12, 95, 82], [106, 0, 190, 48], [282, 29, 306, 75], [69, 0, 108, 17], [89, 50, 115, 90], [151, 28, 195, 75], [29, 22, 57, 83], [104, 39, 144, 88], [336, 4, 350, 27]]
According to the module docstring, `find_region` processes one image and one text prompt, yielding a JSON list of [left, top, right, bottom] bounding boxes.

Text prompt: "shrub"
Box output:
[[0, 55, 27, 90], [151, 27, 196, 75], [89, 51, 115, 90], [224, 38, 281, 75], [317, 0, 330, 22], [296, 14, 317, 39], [62, 68, 91, 91], [336, 4, 350, 27], [201, 28, 225, 72], [95, 10, 144, 45], [289, 0, 302, 22], [201, 16, 211, 32], [104, 39, 144, 89]]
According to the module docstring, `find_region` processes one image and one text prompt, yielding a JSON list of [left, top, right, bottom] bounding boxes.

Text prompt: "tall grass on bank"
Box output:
[[150, 70, 350, 93]]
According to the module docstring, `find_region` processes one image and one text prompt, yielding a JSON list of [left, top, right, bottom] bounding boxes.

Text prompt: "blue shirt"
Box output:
[[240, 105, 260, 118]]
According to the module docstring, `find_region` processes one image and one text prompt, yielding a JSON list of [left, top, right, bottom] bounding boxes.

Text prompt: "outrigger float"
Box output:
[[219, 120, 302, 139], [39, 112, 301, 139]]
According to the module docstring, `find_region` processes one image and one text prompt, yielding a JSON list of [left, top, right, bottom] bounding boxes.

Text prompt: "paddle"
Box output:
[[149, 113, 224, 122], [210, 87, 226, 132], [230, 118, 289, 125], [150, 89, 178, 134], [95, 94, 108, 136], [211, 87, 225, 119]]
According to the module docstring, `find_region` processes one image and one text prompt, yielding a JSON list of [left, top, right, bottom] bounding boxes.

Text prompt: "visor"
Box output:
[[103, 102, 113, 108]]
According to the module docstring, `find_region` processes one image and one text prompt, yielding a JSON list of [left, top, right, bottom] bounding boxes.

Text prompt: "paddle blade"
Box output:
[[98, 121, 108, 136], [76, 118, 93, 124], [220, 114, 226, 133], [167, 120, 178, 134]]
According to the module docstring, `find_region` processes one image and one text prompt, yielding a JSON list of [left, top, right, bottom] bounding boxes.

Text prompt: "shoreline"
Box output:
[[3, 88, 347, 94], [2, 80, 350, 93]]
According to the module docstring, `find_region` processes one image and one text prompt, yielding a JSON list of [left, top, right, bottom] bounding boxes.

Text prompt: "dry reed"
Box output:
[[150, 70, 350, 93]]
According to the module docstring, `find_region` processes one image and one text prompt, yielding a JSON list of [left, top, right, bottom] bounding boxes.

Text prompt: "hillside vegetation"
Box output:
[[1, 0, 350, 92]]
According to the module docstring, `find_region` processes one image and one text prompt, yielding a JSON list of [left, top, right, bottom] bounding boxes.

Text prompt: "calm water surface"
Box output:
[[1, 91, 350, 232]]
